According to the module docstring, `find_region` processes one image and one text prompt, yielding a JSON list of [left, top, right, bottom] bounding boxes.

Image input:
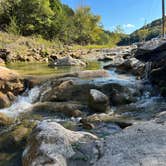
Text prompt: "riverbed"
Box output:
[[0, 60, 165, 166]]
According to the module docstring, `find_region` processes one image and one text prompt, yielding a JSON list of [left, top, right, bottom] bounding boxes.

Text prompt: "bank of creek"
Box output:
[[0, 41, 166, 166]]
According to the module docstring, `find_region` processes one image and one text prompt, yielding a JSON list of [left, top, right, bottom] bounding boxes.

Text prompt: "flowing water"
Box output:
[[0, 61, 165, 166]]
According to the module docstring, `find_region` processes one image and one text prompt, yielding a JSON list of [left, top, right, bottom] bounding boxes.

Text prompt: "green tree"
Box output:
[[109, 25, 125, 45], [6, 16, 20, 35], [73, 6, 102, 45], [137, 29, 149, 42]]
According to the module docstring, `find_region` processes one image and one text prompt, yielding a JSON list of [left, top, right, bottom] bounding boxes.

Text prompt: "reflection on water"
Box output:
[[6, 61, 101, 76]]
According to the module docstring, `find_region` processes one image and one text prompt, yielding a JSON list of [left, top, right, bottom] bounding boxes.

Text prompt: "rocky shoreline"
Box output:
[[0, 41, 166, 166]]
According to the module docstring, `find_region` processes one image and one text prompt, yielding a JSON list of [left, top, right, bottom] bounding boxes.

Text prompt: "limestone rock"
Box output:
[[49, 56, 86, 67], [22, 121, 101, 166], [88, 89, 110, 113], [94, 121, 166, 166]]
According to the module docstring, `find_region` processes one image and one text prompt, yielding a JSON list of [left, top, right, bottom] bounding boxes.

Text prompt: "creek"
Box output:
[[0, 60, 165, 166]]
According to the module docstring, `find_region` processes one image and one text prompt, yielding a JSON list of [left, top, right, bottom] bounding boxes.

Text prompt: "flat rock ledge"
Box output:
[[94, 119, 166, 166]]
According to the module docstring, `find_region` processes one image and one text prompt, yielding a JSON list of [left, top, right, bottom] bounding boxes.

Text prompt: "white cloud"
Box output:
[[123, 24, 135, 29]]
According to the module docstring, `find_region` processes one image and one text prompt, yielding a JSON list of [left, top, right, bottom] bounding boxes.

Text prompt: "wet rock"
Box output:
[[155, 111, 166, 124], [0, 67, 24, 108], [104, 57, 145, 76], [49, 56, 86, 67], [39, 73, 135, 107], [0, 66, 24, 96], [150, 66, 166, 84], [27, 102, 85, 118], [0, 112, 14, 126], [88, 89, 110, 113], [78, 70, 110, 78], [0, 124, 32, 153], [22, 121, 102, 166], [0, 92, 11, 108], [94, 121, 166, 166], [80, 113, 132, 129]]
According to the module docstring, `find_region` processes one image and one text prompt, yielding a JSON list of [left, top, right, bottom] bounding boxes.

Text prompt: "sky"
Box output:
[[61, 0, 162, 34]]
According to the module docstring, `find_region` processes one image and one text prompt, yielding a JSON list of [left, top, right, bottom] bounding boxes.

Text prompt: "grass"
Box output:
[[0, 32, 62, 57], [0, 31, 117, 61], [72, 44, 116, 50]]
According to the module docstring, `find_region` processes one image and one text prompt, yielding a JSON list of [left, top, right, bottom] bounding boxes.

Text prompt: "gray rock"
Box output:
[[49, 56, 86, 67], [88, 89, 110, 113], [22, 121, 102, 166], [135, 39, 166, 62], [94, 121, 166, 166]]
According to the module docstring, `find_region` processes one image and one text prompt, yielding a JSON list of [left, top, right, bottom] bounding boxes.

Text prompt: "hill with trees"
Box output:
[[119, 18, 163, 45]]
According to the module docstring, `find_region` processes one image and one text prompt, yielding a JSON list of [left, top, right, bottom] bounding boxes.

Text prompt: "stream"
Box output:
[[0, 61, 165, 166]]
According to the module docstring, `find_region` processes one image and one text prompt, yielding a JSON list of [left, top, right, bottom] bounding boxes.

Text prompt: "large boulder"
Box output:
[[22, 121, 102, 166], [88, 89, 110, 113], [135, 39, 166, 96], [49, 56, 86, 67], [94, 120, 166, 166], [135, 39, 166, 62], [0, 67, 24, 108]]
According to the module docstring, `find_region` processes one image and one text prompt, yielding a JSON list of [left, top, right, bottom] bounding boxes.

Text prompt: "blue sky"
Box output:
[[61, 0, 162, 34]]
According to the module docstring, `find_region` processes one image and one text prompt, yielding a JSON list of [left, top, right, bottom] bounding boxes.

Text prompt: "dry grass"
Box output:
[[0, 32, 63, 56]]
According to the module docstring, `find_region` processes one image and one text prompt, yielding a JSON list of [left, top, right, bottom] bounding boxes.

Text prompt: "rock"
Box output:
[[0, 67, 24, 108], [27, 102, 85, 118], [104, 57, 145, 76], [0, 92, 11, 108], [0, 112, 13, 126], [0, 57, 5, 64], [135, 39, 166, 62], [0, 49, 10, 62], [94, 121, 166, 166], [49, 56, 86, 67], [150, 66, 166, 84], [39, 74, 135, 107], [0, 66, 24, 96], [22, 121, 101, 166], [88, 89, 110, 113], [0, 124, 32, 153], [80, 113, 132, 129], [135, 39, 166, 96], [78, 70, 110, 78]]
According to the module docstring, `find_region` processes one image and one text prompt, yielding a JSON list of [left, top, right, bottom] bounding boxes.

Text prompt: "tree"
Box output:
[[137, 29, 149, 42], [73, 6, 102, 45], [109, 25, 125, 45]]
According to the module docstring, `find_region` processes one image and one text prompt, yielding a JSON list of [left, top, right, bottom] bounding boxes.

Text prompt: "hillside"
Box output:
[[119, 17, 163, 45]]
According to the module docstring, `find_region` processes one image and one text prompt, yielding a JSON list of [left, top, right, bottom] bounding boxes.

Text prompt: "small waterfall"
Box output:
[[144, 62, 152, 80], [0, 86, 40, 117]]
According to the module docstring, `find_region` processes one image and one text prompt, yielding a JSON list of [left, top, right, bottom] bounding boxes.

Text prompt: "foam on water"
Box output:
[[0, 86, 40, 117]]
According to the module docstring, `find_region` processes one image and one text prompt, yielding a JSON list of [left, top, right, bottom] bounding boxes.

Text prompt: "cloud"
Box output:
[[123, 24, 135, 29]]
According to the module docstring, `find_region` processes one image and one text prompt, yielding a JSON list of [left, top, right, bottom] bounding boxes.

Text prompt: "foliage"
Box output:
[[137, 29, 149, 42], [0, 0, 128, 46], [6, 16, 20, 35], [119, 18, 163, 45]]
